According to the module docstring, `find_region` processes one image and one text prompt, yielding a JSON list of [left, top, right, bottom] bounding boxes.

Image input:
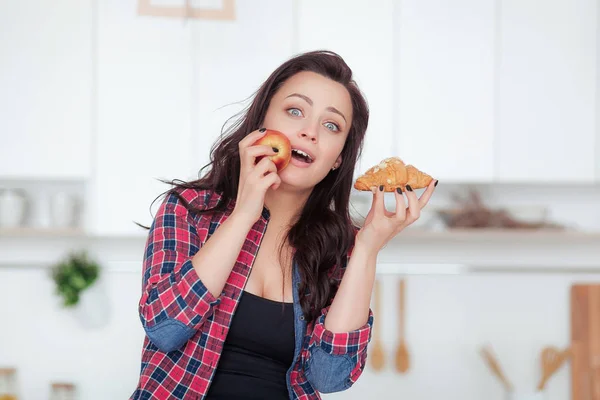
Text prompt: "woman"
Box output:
[[131, 50, 437, 399]]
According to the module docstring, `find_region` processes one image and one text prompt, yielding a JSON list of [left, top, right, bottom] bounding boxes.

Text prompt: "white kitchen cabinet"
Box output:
[[597, 126, 600, 182], [395, 0, 496, 183], [192, 0, 295, 174], [0, 1, 93, 179], [495, 0, 597, 183], [90, 0, 195, 235], [295, 0, 395, 179]]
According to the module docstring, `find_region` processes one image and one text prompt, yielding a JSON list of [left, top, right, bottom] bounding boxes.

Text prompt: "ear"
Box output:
[[332, 155, 342, 170]]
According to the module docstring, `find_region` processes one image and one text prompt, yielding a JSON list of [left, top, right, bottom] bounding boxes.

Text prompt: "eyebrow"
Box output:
[[285, 93, 347, 123]]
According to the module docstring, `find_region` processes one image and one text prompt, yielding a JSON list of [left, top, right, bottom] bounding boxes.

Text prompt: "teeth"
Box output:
[[292, 149, 313, 162]]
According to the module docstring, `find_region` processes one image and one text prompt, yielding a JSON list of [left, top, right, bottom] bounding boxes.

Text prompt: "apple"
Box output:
[[252, 129, 292, 171]]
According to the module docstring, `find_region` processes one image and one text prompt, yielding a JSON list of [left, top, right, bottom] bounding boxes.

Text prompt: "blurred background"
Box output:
[[1, 0, 600, 399]]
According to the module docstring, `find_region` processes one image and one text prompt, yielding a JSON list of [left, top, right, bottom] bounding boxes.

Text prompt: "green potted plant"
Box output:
[[50, 250, 100, 307]]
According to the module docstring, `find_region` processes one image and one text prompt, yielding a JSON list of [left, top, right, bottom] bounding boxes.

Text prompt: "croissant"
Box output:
[[354, 157, 434, 192]]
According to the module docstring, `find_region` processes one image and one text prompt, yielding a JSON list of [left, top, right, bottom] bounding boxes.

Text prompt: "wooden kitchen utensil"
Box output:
[[395, 278, 410, 373], [479, 345, 513, 391], [536, 346, 570, 391], [592, 287, 600, 400], [571, 284, 600, 400], [369, 278, 385, 371]]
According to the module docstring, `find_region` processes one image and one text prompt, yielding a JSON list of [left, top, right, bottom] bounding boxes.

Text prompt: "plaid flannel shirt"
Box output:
[[130, 188, 373, 399]]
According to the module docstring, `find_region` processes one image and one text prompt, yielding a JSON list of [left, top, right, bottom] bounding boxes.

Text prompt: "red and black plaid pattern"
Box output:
[[131, 188, 372, 399]]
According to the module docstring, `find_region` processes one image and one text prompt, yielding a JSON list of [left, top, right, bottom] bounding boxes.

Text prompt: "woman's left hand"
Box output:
[[355, 179, 438, 253]]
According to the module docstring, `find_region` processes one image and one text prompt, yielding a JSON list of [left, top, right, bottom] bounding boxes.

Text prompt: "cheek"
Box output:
[[262, 111, 296, 137], [261, 109, 277, 128], [319, 135, 346, 164]]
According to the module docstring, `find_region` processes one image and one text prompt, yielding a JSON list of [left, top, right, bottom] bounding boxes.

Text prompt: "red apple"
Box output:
[[252, 129, 292, 171]]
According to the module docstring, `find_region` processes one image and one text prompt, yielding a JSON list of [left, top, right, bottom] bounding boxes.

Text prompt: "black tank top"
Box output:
[[206, 290, 296, 399]]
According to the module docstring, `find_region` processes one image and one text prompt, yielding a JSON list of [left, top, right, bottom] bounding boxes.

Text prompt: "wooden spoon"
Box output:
[[536, 346, 570, 391], [369, 278, 385, 371], [395, 278, 410, 373], [480, 345, 513, 391]]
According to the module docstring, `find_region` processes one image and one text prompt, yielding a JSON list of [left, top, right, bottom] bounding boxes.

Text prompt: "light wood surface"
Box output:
[[571, 284, 600, 400]]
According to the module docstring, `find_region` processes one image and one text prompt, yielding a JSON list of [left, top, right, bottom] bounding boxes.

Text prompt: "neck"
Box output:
[[264, 184, 312, 227]]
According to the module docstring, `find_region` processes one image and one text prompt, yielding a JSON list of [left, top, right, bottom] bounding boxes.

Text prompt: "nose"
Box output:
[[297, 126, 318, 143]]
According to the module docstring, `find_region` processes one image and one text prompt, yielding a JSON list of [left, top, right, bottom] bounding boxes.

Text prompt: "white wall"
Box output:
[[0, 268, 145, 399], [2, 183, 600, 399], [2, 262, 599, 399], [327, 273, 600, 400]]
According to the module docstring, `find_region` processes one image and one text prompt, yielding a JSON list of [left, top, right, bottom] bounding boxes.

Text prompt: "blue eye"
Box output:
[[287, 108, 303, 117], [324, 122, 340, 132]]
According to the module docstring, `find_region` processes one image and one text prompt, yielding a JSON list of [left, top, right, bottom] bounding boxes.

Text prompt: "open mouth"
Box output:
[[291, 148, 314, 164]]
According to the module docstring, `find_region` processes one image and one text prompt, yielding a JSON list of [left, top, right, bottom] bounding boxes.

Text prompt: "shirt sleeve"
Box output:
[[309, 306, 373, 357], [303, 234, 374, 393], [304, 305, 373, 391], [137, 191, 221, 352]]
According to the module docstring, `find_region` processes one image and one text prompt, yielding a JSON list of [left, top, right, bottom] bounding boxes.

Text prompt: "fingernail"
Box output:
[[396, 187, 402, 194], [259, 127, 266, 133], [379, 185, 384, 191], [406, 185, 413, 191], [435, 180, 439, 187]]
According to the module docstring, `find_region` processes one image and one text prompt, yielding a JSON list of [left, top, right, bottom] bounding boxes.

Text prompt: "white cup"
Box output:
[[50, 192, 81, 228]]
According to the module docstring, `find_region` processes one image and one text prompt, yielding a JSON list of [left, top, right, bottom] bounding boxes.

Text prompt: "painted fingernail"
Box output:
[[396, 187, 402, 194], [406, 185, 413, 191], [379, 185, 384, 191], [434, 180, 439, 187], [259, 127, 266, 133]]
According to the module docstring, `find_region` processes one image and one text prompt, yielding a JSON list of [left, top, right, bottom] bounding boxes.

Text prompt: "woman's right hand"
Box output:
[[232, 128, 282, 225]]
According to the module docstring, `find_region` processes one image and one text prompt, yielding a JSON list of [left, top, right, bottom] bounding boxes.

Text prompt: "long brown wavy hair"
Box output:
[[146, 50, 369, 323]]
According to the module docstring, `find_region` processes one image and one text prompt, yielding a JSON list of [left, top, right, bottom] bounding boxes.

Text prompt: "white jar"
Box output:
[[0, 189, 28, 229], [49, 382, 76, 400]]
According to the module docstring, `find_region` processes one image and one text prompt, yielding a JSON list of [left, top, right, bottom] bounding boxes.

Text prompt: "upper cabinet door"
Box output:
[[396, 0, 496, 182], [0, 1, 93, 180], [296, 0, 395, 178], [597, 124, 600, 182], [495, 0, 597, 183], [192, 0, 295, 174], [91, 0, 194, 235]]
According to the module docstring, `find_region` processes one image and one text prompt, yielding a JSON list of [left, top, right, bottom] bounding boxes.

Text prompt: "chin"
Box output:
[[278, 166, 327, 191]]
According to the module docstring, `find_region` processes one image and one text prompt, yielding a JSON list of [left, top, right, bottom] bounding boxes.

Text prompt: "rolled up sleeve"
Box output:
[[310, 307, 373, 356], [138, 192, 220, 352], [303, 228, 374, 393], [304, 305, 374, 393]]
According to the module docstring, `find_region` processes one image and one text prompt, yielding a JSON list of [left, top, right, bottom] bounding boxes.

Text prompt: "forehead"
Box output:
[[274, 71, 352, 116]]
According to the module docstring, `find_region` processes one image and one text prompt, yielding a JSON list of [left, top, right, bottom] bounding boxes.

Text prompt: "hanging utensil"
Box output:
[[369, 278, 385, 371], [480, 345, 513, 391], [395, 278, 410, 373], [536, 346, 570, 391]]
